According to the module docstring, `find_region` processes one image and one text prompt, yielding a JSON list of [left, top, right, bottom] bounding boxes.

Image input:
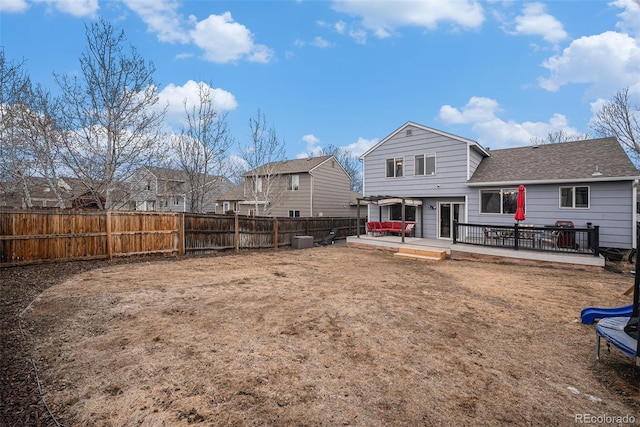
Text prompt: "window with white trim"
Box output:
[[386, 158, 403, 178], [287, 175, 299, 191], [288, 210, 301, 217], [254, 177, 263, 193], [414, 154, 436, 176], [560, 186, 589, 208], [480, 188, 518, 214]]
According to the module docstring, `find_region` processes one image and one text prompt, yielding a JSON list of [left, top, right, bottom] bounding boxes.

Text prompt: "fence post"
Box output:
[[234, 212, 239, 253], [178, 213, 185, 257], [106, 210, 113, 260], [274, 217, 279, 250]]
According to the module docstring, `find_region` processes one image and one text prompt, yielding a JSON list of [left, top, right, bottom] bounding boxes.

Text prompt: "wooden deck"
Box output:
[[346, 234, 605, 271]]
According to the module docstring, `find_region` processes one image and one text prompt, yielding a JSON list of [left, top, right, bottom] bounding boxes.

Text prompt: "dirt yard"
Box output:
[[4, 245, 640, 426]]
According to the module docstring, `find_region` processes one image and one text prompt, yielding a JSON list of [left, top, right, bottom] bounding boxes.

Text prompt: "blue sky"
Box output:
[[1, 0, 639, 161]]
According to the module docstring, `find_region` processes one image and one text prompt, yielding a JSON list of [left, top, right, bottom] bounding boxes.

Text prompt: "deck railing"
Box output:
[[453, 221, 600, 257]]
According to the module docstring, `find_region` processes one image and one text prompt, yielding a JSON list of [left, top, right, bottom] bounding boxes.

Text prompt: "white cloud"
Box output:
[[439, 96, 500, 124], [122, 0, 189, 43], [31, 0, 98, 17], [0, 0, 28, 13], [190, 12, 274, 63], [121, 2, 274, 64], [538, 31, 640, 96], [349, 28, 367, 45], [439, 97, 582, 149], [297, 134, 323, 158], [332, 0, 484, 39], [344, 137, 378, 157], [335, 20, 346, 34], [310, 36, 333, 48], [512, 2, 567, 43], [589, 98, 608, 116], [611, 0, 640, 37], [158, 80, 238, 128], [296, 134, 377, 159]]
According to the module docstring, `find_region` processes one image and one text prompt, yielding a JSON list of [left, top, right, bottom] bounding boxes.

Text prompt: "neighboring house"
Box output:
[[1, 176, 90, 209], [218, 155, 355, 217], [360, 121, 640, 249], [0, 176, 135, 210], [130, 166, 233, 213]]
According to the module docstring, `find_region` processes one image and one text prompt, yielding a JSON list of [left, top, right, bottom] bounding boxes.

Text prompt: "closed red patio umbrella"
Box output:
[[514, 185, 526, 222]]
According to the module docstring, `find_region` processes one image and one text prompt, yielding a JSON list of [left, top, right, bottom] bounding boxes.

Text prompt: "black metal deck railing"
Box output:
[[453, 222, 600, 257]]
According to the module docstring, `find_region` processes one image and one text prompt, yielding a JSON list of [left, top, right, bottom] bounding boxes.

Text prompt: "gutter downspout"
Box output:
[[634, 179, 639, 249], [309, 171, 314, 217]]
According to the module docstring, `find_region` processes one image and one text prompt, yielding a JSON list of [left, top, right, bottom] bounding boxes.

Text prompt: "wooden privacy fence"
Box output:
[[0, 210, 363, 266]]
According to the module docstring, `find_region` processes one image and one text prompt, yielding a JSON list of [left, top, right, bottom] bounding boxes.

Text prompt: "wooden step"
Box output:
[[393, 247, 446, 262]]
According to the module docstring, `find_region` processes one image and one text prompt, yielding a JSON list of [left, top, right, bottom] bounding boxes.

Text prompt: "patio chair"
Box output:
[[540, 230, 559, 249], [483, 227, 502, 245]]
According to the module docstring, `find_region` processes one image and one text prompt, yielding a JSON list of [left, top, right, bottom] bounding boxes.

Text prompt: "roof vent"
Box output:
[[592, 165, 602, 177]]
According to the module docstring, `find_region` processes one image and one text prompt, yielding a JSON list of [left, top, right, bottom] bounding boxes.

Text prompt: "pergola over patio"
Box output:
[[355, 195, 424, 242]]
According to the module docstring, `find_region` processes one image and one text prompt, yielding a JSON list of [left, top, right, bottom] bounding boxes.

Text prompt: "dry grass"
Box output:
[[22, 246, 639, 426]]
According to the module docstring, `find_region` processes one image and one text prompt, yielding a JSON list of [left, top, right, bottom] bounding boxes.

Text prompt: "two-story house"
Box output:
[[361, 121, 639, 249], [130, 166, 232, 213], [218, 155, 356, 217]]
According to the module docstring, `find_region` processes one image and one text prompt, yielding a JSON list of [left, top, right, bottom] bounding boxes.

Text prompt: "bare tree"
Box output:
[[0, 51, 38, 207], [530, 129, 591, 146], [308, 144, 362, 193], [56, 18, 166, 209], [238, 109, 286, 216], [16, 84, 68, 207], [591, 87, 640, 163], [174, 82, 234, 213]]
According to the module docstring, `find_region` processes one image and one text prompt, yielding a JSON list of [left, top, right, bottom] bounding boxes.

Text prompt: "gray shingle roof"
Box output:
[[468, 137, 639, 184], [244, 156, 333, 176], [218, 184, 245, 201]]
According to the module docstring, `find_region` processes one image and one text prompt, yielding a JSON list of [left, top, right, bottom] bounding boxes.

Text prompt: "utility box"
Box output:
[[292, 235, 314, 249]]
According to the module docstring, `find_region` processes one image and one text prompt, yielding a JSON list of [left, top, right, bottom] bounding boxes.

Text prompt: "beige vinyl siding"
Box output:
[[269, 173, 312, 217], [310, 158, 353, 217]]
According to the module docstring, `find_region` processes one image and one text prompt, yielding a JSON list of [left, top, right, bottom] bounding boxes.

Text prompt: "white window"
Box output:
[[386, 158, 403, 178], [480, 188, 518, 214], [287, 175, 299, 191], [254, 177, 263, 193], [223, 202, 230, 213], [560, 186, 589, 209], [288, 210, 301, 217], [414, 154, 436, 176]]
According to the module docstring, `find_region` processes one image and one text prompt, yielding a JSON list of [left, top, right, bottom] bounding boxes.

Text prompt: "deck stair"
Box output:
[[393, 247, 447, 262]]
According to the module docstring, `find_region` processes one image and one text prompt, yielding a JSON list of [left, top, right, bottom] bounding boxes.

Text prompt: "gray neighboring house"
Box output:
[[1, 176, 82, 209], [360, 121, 640, 249], [218, 155, 356, 217], [0, 176, 119, 209], [131, 166, 233, 213]]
